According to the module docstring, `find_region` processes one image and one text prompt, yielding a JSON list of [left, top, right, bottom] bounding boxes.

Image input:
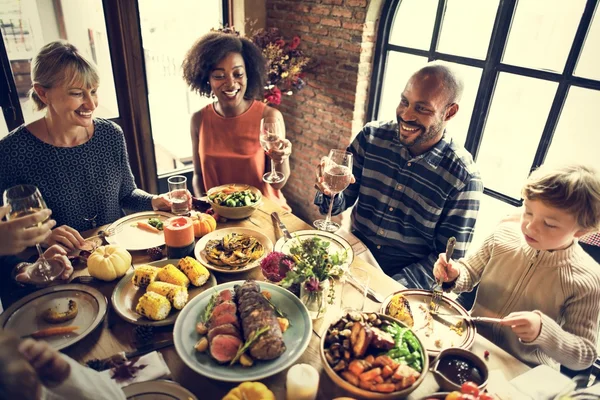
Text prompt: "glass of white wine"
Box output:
[[260, 117, 285, 184], [313, 149, 353, 232], [3, 184, 64, 284]]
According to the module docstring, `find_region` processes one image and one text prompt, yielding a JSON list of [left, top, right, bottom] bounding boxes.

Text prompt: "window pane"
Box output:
[[0, 0, 120, 126], [503, 0, 586, 73], [477, 73, 558, 198], [0, 108, 9, 140], [544, 87, 600, 169], [442, 63, 482, 147], [575, 7, 600, 80], [470, 194, 518, 251], [389, 0, 437, 50], [138, 0, 221, 175], [376, 52, 427, 121], [437, 0, 499, 60]]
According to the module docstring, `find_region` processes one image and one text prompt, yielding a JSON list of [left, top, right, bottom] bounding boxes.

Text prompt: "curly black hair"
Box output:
[[182, 32, 266, 100]]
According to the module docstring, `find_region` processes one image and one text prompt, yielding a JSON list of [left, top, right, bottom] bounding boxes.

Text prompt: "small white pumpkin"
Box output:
[[87, 245, 132, 281]]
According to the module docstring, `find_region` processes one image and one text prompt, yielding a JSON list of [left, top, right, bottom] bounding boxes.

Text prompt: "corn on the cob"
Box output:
[[135, 292, 171, 321], [177, 256, 210, 287], [387, 293, 414, 327], [156, 264, 190, 287], [147, 281, 189, 310], [131, 265, 161, 288]]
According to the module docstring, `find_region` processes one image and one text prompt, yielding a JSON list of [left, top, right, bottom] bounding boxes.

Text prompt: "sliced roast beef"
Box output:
[[209, 334, 242, 363], [211, 301, 237, 317], [207, 323, 241, 342], [216, 290, 233, 304], [208, 310, 240, 329]]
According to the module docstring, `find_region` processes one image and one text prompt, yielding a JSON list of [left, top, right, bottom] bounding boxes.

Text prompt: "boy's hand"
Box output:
[[500, 311, 542, 343], [18, 339, 71, 388], [433, 253, 459, 282]]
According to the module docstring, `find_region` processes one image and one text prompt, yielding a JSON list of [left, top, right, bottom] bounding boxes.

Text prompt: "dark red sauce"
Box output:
[[436, 355, 484, 385]]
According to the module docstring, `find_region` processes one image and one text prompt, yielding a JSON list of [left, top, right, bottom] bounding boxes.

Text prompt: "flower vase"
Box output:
[[299, 279, 330, 320]]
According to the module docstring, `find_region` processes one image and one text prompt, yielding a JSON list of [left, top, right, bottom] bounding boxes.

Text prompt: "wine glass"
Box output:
[[260, 117, 285, 184], [313, 149, 353, 232], [3, 185, 64, 284]]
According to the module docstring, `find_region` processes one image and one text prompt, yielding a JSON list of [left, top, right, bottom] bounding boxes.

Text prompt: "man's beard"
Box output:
[[397, 117, 444, 148]]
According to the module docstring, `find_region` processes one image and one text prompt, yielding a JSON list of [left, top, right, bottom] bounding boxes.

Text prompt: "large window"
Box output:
[[371, 0, 600, 208]]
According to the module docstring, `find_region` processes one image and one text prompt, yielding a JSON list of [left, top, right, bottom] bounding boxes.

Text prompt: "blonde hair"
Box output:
[[29, 40, 100, 111], [522, 163, 600, 230]]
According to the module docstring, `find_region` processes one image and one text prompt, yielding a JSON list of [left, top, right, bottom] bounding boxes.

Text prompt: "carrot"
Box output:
[[29, 326, 79, 339], [137, 221, 160, 233], [359, 367, 382, 382]]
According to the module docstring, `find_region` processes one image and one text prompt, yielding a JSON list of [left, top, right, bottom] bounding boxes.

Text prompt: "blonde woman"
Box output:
[[0, 41, 172, 250]]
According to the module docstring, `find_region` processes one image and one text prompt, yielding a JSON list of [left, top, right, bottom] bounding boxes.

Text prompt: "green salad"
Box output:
[[209, 189, 260, 208]]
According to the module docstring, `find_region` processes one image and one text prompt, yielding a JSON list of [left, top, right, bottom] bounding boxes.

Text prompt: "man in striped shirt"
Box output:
[[315, 64, 483, 290]]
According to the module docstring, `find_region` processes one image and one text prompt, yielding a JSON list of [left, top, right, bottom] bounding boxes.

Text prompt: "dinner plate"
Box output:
[[122, 379, 198, 399], [173, 280, 312, 382], [105, 211, 172, 251], [380, 289, 476, 357], [0, 284, 106, 351], [274, 229, 354, 273], [194, 227, 273, 274], [112, 259, 217, 326]]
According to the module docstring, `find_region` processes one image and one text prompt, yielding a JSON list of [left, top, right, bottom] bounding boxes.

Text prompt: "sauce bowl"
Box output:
[[429, 347, 488, 391]]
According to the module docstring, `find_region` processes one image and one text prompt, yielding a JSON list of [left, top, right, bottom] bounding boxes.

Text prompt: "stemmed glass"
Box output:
[[3, 185, 64, 284], [313, 149, 353, 232], [260, 117, 285, 184]]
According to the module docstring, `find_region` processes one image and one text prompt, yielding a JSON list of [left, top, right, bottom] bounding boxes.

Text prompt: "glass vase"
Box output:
[[299, 279, 330, 320]]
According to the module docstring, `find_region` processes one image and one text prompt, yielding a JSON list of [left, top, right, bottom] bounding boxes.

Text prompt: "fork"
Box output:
[[84, 225, 124, 242], [430, 236, 456, 313]]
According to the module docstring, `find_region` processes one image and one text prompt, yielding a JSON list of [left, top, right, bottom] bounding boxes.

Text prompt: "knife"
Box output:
[[433, 312, 502, 324], [271, 212, 293, 241], [346, 273, 384, 303], [86, 339, 174, 370]]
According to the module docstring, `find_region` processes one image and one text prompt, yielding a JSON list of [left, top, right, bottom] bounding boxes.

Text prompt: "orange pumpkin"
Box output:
[[190, 212, 216, 238]]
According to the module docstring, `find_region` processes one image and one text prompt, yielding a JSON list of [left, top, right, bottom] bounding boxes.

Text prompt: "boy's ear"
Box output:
[[574, 229, 591, 239]]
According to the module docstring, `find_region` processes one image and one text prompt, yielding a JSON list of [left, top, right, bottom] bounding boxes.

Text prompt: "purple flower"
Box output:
[[304, 276, 320, 292], [260, 251, 295, 282]]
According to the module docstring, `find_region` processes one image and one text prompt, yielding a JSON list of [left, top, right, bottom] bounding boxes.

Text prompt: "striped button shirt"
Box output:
[[315, 120, 484, 289]]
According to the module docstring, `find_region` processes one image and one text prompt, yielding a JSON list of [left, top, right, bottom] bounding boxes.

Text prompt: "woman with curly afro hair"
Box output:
[[182, 32, 291, 210]]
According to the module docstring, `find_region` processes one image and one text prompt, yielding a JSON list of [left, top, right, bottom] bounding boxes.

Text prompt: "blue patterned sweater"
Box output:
[[0, 118, 153, 232]]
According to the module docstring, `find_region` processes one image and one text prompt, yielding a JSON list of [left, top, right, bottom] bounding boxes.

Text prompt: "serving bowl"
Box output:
[[206, 184, 262, 220], [320, 312, 428, 399], [429, 347, 488, 392]]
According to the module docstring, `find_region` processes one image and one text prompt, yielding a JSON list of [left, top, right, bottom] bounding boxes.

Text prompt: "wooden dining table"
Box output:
[[7, 197, 531, 399]]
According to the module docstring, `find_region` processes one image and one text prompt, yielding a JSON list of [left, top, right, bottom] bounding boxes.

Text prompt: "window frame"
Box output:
[[369, 0, 600, 207]]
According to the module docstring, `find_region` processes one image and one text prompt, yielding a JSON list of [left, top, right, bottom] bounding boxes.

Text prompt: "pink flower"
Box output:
[[275, 39, 285, 48], [304, 276, 320, 292], [264, 86, 282, 105], [289, 36, 301, 50], [260, 251, 295, 282]]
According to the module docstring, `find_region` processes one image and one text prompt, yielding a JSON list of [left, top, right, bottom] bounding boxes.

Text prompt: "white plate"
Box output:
[[105, 211, 172, 251], [123, 379, 198, 399], [274, 229, 354, 273], [111, 259, 217, 326], [0, 284, 107, 351], [194, 227, 273, 274]]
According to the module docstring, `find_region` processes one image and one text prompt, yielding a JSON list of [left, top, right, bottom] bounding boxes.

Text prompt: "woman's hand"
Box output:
[[152, 190, 193, 212], [0, 206, 56, 255], [268, 138, 292, 164], [46, 225, 85, 251], [18, 338, 71, 388], [14, 245, 74, 283], [433, 253, 460, 282], [500, 311, 542, 343], [314, 156, 355, 196]]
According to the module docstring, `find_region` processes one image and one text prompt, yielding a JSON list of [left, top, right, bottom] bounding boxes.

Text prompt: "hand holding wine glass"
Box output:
[[0, 206, 55, 255], [313, 149, 354, 232], [3, 185, 65, 284], [260, 117, 287, 184]]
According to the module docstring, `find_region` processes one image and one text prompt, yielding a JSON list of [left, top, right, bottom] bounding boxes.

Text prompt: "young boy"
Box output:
[[434, 163, 600, 370]]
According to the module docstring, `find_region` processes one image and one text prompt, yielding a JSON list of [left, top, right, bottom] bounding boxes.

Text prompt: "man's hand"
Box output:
[[268, 138, 292, 164], [46, 225, 85, 251], [15, 245, 74, 283], [433, 253, 459, 282], [18, 338, 71, 388], [315, 156, 355, 196], [0, 206, 56, 255], [500, 311, 542, 343]]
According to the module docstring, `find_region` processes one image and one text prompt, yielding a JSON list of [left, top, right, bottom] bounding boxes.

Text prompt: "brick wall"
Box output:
[[266, 0, 383, 224]]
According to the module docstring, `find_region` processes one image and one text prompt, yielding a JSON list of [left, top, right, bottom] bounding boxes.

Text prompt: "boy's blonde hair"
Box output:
[[29, 40, 99, 111], [522, 163, 600, 230]]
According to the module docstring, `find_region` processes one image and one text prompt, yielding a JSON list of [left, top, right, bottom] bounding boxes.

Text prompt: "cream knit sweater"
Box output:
[[453, 221, 600, 370]]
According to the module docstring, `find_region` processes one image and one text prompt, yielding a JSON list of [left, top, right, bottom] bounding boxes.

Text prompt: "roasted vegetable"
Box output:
[[28, 326, 79, 339], [203, 233, 264, 269], [177, 256, 210, 287], [146, 281, 188, 310], [194, 336, 208, 352], [387, 294, 414, 327], [135, 292, 171, 321], [131, 265, 160, 288], [42, 300, 78, 324], [156, 264, 190, 287]]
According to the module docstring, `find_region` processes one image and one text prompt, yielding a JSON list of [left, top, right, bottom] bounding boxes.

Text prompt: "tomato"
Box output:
[[459, 395, 476, 400], [445, 391, 462, 400], [461, 381, 480, 397], [479, 393, 495, 400]]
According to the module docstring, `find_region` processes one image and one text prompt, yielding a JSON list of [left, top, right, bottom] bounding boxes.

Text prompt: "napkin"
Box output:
[[101, 351, 171, 388], [509, 365, 572, 400]]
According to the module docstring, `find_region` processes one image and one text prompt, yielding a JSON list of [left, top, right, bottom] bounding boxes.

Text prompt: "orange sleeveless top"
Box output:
[[198, 100, 290, 211]]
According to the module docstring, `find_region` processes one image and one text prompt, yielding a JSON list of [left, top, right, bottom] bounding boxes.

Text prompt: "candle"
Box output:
[[164, 216, 195, 258], [286, 363, 319, 400]]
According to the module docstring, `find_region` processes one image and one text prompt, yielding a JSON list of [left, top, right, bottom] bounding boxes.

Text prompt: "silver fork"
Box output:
[[430, 236, 456, 313]]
